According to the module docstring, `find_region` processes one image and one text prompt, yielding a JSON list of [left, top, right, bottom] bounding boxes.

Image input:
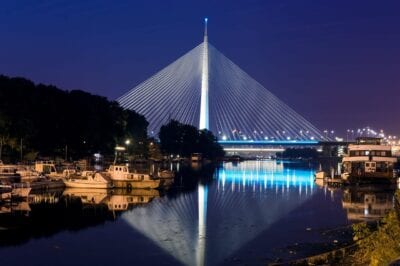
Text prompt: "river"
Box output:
[[0, 160, 396, 266]]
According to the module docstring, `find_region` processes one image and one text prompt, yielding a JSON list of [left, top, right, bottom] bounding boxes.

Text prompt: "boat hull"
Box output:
[[112, 179, 161, 189], [64, 180, 112, 189]]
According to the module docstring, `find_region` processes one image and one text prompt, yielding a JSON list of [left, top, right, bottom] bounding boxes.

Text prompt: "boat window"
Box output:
[[123, 167, 127, 172], [355, 151, 360, 156], [371, 163, 376, 167], [381, 151, 386, 156], [366, 163, 370, 167], [365, 151, 369, 155]]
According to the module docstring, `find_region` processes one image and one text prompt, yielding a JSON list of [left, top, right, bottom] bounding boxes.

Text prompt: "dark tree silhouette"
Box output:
[[159, 120, 224, 159], [0, 75, 148, 162]]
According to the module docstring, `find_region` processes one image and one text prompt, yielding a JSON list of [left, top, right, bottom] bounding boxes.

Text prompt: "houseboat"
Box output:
[[341, 137, 397, 182], [107, 165, 163, 189]]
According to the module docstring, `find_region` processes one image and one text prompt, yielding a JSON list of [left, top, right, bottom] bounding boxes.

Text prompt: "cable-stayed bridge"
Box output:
[[117, 19, 328, 144]]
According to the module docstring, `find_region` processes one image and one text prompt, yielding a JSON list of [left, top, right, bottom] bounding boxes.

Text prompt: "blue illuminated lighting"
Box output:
[[205, 17, 208, 22], [218, 140, 319, 145], [217, 161, 315, 188]]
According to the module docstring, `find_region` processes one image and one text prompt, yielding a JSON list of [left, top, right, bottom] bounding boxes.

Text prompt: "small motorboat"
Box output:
[[64, 172, 112, 189]]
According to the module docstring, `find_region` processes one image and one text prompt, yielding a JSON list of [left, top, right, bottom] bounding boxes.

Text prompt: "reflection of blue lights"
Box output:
[[219, 169, 314, 187], [217, 161, 315, 189]]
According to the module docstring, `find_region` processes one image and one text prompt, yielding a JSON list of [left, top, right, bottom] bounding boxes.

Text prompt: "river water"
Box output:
[[0, 160, 396, 266]]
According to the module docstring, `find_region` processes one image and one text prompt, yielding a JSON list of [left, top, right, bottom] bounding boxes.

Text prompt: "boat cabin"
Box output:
[[342, 137, 397, 179], [108, 165, 150, 181], [35, 161, 57, 175]]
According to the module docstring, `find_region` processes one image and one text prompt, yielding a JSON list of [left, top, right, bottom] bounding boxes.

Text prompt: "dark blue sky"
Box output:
[[1, 0, 399, 134]]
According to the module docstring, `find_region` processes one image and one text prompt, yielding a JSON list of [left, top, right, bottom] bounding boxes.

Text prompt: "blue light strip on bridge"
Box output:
[[218, 140, 319, 145]]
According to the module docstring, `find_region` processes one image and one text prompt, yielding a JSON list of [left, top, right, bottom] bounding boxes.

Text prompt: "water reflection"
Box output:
[[62, 188, 161, 211], [0, 188, 160, 247], [122, 160, 317, 266], [1, 160, 395, 266], [342, 185, 395, 222]]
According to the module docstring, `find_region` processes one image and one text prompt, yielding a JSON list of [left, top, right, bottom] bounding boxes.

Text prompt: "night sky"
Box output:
[[1, 0, 399, 135]]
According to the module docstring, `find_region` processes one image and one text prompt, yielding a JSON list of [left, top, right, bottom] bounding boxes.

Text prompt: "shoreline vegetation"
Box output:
[[271, 191, 400, 265], [0, 74, 224, 163]]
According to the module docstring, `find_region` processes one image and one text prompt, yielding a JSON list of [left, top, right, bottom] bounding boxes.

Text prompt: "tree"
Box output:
[[0, 75, 149, 161], [159, 120, 224, 159]]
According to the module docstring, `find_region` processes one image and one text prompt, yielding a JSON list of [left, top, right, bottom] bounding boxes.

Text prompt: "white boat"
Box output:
[[35, 161, 76, 180], [107, 165, 162, 189], [314, 171, 326, 180], [341, 137, 398, 182], [16, 165, 42, 182], [64, 172, 112, 189], [0, 164, 21, 184]]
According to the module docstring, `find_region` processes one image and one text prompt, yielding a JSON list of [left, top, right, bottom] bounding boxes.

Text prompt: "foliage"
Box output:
[[277, 148, 319, 159], [352, 191, 400, 265], [0, 75, 148, 161], [159, 120, 224, 159], [148, 138, 163, 160]]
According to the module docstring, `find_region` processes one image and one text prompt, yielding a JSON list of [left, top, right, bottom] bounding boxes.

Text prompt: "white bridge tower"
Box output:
[[199, 18, 209, 130]]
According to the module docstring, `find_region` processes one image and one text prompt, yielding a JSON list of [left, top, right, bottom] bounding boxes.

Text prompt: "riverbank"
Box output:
[[271, 190, 400, 265]]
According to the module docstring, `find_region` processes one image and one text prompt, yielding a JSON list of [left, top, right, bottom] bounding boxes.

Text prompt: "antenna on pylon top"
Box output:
[[204, 17, 208, 40]]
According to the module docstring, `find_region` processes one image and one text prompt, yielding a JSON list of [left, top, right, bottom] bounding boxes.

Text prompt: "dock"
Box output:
[[14, 180, 65, 192]]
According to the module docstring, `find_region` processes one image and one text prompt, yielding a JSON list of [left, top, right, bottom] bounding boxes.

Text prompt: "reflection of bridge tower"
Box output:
[[197, 184, 207, 266], [122, 161, 317, 265]]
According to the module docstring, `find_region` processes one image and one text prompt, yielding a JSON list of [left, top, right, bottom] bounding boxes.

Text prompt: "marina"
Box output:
[[0, 160, 397, 265], [1, 2, 400, 265]]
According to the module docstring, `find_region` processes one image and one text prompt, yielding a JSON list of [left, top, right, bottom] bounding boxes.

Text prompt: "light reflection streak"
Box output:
[[122, 160, 317, 266]]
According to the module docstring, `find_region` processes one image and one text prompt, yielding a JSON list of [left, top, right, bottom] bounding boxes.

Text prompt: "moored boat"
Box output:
[[314, 171, 326, 180], [64, 172, 112, 189], [341, 137, 398, 183], [16, 165, 42, 182], [0, 165, 21, 184], [35, 161, 76, 180], [107, 165, 162, 189]]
